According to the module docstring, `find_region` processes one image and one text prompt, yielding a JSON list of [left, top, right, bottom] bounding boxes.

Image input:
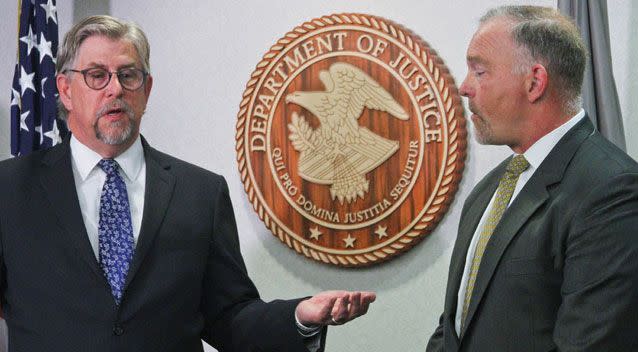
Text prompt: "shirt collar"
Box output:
[[520, 109, 586, 170], [70, 134, 145, 182]]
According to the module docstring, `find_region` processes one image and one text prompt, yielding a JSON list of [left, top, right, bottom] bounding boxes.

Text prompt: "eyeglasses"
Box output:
[[66, 67, 148, 91]]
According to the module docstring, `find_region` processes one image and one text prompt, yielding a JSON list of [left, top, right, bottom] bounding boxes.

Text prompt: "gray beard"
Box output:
[[95, 116, 136, 145], [472, 118, 493, 145]]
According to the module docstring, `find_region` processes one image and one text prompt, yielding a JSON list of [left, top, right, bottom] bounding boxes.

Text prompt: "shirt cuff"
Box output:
[[295, 312, 322, 337]]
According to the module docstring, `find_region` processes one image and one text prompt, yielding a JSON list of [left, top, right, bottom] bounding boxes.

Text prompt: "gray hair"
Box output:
[[481, 6, 586, 113], [56, 15, 151, 120]]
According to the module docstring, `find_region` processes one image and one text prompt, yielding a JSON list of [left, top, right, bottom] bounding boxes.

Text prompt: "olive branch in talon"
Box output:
[[288, 112, 319, 153]]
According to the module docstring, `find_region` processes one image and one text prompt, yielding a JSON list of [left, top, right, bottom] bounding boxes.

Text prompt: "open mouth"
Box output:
[[101, 107, 128, 121], [106, 107, 123, 116], [97, 100, 132, 120]]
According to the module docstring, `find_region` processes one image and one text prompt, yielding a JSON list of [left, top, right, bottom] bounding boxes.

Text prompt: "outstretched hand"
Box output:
[[295, 290, 376, 326]]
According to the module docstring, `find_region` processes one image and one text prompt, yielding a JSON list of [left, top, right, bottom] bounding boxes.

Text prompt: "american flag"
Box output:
[[10, 0, 67, 157]]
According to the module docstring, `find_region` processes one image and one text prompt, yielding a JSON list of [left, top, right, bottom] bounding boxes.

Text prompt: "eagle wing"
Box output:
[[328, 63, 409, 142]]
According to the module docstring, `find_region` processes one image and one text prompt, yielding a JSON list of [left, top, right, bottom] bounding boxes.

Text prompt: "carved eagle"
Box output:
[[286, 62, 409, 203], [286, 62, 408, 145]]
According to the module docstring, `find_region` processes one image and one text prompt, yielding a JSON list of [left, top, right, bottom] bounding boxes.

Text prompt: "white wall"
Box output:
[[0, 1, 635, 351], [608, 0, 638, 159]]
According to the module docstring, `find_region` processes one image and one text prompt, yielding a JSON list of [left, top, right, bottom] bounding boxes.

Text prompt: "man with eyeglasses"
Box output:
[[0, 15, 374, 352]]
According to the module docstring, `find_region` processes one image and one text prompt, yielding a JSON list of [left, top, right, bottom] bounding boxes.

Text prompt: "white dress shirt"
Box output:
[[70, 135, 146, 259], [454, 110, 586, 335]]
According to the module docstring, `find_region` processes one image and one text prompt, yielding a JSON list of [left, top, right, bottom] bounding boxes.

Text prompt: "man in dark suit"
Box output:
[[427, 5, 638, 352], [0, 15, 375, 352]]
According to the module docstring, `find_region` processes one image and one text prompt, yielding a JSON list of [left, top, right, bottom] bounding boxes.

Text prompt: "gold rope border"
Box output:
[[236, 13, 467, 266]]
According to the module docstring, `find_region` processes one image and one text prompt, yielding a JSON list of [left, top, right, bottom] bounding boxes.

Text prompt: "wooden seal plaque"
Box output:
[[236, 13, 466, 267]]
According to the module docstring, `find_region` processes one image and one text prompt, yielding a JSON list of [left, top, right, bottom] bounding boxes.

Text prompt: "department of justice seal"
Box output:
[[236, 13, 466, 267]]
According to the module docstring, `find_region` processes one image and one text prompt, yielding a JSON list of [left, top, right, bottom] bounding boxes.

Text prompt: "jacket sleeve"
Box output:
[[200, 176, 316, 351], [553, 173, 638, 350]]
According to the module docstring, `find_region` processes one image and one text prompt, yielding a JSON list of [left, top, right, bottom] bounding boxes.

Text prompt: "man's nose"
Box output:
[[104, 73, 124, 97], [459, 75, 473, 98]]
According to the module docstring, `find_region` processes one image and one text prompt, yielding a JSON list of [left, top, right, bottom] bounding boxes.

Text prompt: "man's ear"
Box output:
[[526, 63, 548, 103], [143, 74, 153, 100], [56, 73, 73, 112]]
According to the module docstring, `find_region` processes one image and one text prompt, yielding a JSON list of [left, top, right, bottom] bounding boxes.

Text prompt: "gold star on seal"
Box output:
[[309, 227, 322, 241], [375, 225, 388, 239], [343, 234, 356, 248]]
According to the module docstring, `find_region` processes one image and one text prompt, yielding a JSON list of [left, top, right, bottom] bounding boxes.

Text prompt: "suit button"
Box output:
[[113, 325, 124, 336]]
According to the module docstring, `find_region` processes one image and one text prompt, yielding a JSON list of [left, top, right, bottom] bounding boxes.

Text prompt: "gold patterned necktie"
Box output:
[[461, 155, 530, 329]]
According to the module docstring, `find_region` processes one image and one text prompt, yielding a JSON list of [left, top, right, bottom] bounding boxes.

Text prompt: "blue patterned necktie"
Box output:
[[98, 159, 135, 305]]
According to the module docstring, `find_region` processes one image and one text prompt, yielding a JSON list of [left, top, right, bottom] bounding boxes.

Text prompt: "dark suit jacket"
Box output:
[[0, 136, 322, 352], [427, 117, 638, 351]]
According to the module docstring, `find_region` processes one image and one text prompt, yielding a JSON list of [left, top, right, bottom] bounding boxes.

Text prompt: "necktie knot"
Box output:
[[506, 155, 530, 176], [98, 159, 119, 175]]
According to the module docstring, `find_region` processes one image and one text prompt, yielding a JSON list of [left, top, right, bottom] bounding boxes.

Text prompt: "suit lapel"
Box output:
[[460, 178, 549, 336], [460, 117, 595, 337], [124, 139, 176, 290], [39, 138, 105, 279]]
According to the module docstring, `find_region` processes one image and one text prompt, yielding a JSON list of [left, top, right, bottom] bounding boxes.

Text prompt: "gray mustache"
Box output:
[[96, 99, 134, 118]]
